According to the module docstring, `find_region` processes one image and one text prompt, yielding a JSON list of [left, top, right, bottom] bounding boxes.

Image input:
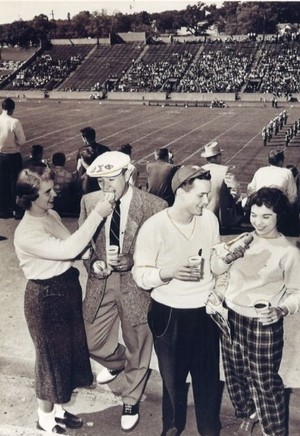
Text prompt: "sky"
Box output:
[[0, 0, 212, 24]]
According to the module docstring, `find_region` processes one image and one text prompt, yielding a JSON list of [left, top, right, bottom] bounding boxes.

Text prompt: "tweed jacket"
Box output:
[[79, 187, 167, 326]]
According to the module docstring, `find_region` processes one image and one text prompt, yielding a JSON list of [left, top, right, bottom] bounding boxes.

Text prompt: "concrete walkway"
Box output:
[[1, 217, 300, 435]]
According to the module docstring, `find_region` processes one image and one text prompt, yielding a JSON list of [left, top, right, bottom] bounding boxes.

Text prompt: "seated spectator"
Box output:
[[51, 152, 78, 216], [77, 146, 99, 195], [146, 148, 176, 206], [52, 152, 74, 194], [118, 143, 139, 186], [23, 144, 47, 169]]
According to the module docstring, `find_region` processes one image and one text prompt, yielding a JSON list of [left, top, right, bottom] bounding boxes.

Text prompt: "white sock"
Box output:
[[54, 404, 66, 419], [38, 408, 57, 432]]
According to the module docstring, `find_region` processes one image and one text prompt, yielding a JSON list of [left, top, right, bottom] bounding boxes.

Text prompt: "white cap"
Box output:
[[87, 151, 131, 178]]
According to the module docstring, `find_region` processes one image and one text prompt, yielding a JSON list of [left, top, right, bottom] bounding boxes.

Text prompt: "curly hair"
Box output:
[[247, 187, 290, 231], [16, 167, 55, 210]]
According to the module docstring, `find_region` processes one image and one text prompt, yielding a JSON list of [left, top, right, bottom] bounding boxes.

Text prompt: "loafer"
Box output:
[[55, 410, 83, 429], [121, 403, 139, 432], [37, 421, 67, 434], [96, 366, 124, 384]]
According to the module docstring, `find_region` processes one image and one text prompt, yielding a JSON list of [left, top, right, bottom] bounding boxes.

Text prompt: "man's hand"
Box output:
[[160, 265, 201, 282], [109, 253, 134, 272]]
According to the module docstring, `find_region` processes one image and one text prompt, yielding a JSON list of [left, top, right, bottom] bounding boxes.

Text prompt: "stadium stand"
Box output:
[[59, 42, 144, 92], [0, 37, 300, 100], [3, 45, 92, 91]]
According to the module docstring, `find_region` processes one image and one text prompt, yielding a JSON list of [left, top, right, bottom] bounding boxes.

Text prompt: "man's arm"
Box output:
[[224, 169, 241, 200], [14, 119, 26, 146], [286, 171, 297, 204]]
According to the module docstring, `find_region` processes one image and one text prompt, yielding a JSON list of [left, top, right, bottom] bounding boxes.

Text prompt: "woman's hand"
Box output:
[[160, 265, 201, 282], [258, 306, 286, 325], [94, 197, 114, 218]]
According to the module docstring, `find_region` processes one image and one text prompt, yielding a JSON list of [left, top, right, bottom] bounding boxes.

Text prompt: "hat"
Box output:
[[171, 165, 210, 193], [87, 151, 131, 178], [200, 141, 223, 158]]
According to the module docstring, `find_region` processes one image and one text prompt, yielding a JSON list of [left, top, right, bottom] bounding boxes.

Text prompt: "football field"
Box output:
[[16, 98, 300, 193]]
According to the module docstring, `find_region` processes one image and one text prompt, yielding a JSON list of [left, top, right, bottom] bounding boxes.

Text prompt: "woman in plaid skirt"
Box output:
[[14, 166, 113, 435], [209, 187, 300, 436]]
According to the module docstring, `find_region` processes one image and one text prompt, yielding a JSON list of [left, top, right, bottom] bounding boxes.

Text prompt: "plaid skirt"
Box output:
[[24, 267, 93, 403]]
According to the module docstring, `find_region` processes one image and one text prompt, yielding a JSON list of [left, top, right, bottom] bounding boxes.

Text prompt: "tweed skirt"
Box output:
[[24, 267, 93, 403]]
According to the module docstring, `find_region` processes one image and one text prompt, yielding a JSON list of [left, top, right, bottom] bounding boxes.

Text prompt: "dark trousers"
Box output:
[[0, 152, 22, 214], [148, 300, 221, 436]]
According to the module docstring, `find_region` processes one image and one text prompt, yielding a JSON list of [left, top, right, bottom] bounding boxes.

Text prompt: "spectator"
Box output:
[[79, 151, 167, 432], [132, 165, 228, 436], [208, 187, 300, 436], [118, 143, 139, 186], [80, 127, 110, 158], [77, 146, 99, 195], [0, 97, 26, 219], [51, 152, 78, 216], [23, 144, 47, 169], [201, 142, 242, 229], [247, 150, 297, 205], [14, 166, 113, 435], [146, 147, 176, 206]]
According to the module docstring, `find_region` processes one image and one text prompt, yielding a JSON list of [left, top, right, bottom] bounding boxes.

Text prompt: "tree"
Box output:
[[3, 20, 35, 47], [71, 11, 93, 37], [182, 2, 212, 36], [90, 10, 111, 41], [31, 14, 56, 45]]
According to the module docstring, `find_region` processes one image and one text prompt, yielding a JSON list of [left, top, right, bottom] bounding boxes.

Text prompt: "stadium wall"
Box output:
[[51, 38, 110, 45], [107, 92, 167, 101], [0, 90, 298, 103], [170, 92, 236, 102]]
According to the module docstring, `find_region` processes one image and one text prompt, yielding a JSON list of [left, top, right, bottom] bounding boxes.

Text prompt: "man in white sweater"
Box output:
[[132, 165, 228, 436]]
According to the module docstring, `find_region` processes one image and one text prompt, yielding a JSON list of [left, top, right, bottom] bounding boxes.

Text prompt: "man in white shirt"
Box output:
[[247, 149, 297, 204], [0, 97, 26, 218], [132, 165, 228, 436]]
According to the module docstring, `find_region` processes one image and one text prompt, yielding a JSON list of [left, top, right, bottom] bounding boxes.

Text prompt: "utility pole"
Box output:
[[51, 9, 54, 20]]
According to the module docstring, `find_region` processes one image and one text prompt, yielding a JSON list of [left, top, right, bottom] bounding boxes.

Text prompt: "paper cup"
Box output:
[[107, 245, 119, 263], [188, 255, 202, 269], [254, 300, 270, 314]]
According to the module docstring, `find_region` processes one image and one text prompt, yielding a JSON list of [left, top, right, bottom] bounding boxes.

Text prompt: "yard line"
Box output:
[[178, 120, 242, 164], [224, 130, 262, 165], [25, 109, 151, 154], [135, 113, 229, 164]]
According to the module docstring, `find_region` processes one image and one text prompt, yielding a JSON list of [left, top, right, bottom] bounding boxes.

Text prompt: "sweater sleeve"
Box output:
[[132, 217, 166, 290], [18, 210, 103, 260], [279, 246, 300, 314]]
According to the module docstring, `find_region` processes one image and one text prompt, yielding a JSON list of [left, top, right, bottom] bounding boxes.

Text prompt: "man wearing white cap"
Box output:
[[201, 141, 241, 229], [132, 166, 230, 436], [79, 151, 167, 432]]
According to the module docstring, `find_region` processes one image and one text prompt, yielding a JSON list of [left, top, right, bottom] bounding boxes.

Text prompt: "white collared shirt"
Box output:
[[105, 185, 133, 251]]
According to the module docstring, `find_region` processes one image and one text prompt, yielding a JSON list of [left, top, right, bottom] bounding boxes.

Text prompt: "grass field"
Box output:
[[16, 98, 300, 193]]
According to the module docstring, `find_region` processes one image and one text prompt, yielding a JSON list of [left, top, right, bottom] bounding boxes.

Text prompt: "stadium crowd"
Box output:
[[1, 39, 300, 96], [1, 96, 300, 436]]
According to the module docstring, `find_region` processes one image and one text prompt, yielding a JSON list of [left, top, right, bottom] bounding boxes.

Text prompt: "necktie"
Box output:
[[109, 199, 121, 247]]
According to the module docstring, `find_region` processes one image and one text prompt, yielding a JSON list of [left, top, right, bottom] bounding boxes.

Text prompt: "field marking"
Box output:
[[25, 108, 159, 155], [135, 113, 229, 164], [225, 130, 267, 165], [179, 120, 243, 164]]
